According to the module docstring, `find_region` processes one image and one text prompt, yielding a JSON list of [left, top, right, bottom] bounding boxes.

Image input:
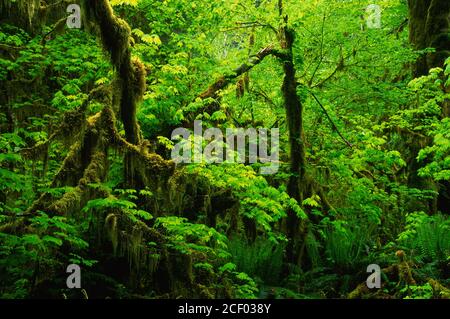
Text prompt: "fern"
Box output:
[[323, 222, 372, 271], [398, 213, 450, 263], [416, 215, 450, 262], [228, 236, 285, 285]]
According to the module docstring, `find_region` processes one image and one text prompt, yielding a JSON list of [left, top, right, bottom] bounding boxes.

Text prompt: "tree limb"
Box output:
[[197, 45, 276, 100], [308, 90, 353, 148]]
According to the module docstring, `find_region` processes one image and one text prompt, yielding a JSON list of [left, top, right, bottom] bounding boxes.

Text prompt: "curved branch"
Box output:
[[197, 45, 275, 100], [308, 90, 353, 148]]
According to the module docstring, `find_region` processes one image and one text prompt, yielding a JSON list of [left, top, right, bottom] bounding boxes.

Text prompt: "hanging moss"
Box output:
[[115, 214, 166, 288], [130, 57, 147, 103], [101, 104, 175, 180], [0, 217, 32, 235], [47, 151, 108, 215], [21, 100, 88, 164], [0, 0, 39, 30], [48, 186, 83, 215], [9, 0, 236, 299], [0, 0, 72, 34], [105, 213, 118, 255], [82, 0, 145, 146]]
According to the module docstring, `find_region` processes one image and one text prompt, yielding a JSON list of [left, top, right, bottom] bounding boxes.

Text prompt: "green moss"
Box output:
[[105, 213, 118, 255]]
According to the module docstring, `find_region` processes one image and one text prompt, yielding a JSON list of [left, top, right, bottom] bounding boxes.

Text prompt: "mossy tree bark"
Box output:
[[82, 0, 155, 188], [277, 0, 309, 268], [6, 2, 181, 294], [22, 0, 175, 216], [408, 0, 450, 77], [0, 0, 75, 35]]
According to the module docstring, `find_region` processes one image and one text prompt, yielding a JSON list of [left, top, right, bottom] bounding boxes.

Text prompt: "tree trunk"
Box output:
[[83, 0, 146, 188], [408, 0, 450, 77], [278, 0, 308, 267]]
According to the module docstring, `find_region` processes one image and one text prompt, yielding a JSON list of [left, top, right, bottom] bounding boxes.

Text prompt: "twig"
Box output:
[[41, 17, 67, 45], [308, 15, 326, 86], [308, 90, 353, 148]]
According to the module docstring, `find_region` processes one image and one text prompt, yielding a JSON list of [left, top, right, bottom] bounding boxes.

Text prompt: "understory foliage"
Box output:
[[0, 0, 449, 299]]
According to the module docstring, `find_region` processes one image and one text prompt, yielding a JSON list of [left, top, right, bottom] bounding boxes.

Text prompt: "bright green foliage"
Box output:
[[0, 212, 89, 298], [83, 196, 153, 222], [188, 164, 305, 241], [1, 0, 449, 300], [155, 216, 229, 259], [402, 283, 434, 299], [218, 262, 259, 299]]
